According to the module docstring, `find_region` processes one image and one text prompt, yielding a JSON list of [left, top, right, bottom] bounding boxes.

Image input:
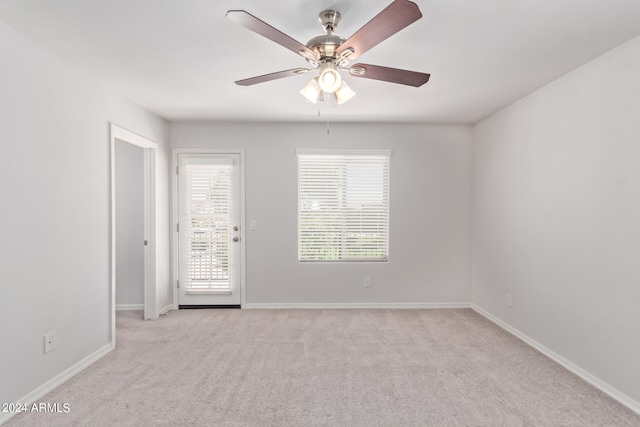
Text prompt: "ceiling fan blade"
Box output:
[[226, 10, 319, 61], [235, 68, 315, 86], [349, 63, 430, 87], [336, 0, 422, 61]]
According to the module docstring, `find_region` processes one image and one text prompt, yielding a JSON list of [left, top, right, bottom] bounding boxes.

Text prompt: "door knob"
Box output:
[[233, 237, 240, 242]]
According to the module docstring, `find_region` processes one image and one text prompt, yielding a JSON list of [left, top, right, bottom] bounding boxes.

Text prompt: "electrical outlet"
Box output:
[[44, 332, 56, 353], [249, 220, 257, 230], [364, 277, 371, 288], [506, 294, 513, 308]]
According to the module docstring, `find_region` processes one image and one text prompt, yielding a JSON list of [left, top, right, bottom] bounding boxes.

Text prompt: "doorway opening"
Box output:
[[115, 141, 144, 316], [110, 124, 158, 347]]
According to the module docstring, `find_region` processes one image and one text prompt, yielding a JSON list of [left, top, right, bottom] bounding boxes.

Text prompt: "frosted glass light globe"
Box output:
[[318, 66, 342, 93]]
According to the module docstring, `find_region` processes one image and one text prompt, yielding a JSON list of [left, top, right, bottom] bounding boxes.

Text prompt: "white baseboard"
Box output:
[[244, 302, 471, 309], [0, 343, 113, 426], [159, 304, 173, 315], [115, 304, 144, 311], [471, 304, 640, 416]]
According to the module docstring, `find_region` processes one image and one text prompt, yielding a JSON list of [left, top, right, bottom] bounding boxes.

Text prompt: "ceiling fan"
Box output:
[[226, 0, 430, 106]]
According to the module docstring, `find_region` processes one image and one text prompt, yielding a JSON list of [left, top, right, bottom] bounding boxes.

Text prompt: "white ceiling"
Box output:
[[2, 0, 640, 124]]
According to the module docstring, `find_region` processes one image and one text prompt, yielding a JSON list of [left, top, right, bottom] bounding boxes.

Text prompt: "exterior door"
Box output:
[[178, 154, 241, 306]]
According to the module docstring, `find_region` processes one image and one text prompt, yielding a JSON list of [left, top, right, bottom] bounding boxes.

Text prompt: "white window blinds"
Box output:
[[184, 161, 233, 293], [297, 149, 390, 262]]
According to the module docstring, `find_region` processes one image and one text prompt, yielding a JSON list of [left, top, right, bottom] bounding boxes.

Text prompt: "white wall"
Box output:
[[0, 21, 170, 407], [115, 141, 145, 306], [472, 34, 640, 405], [171, 122, 472, 305]]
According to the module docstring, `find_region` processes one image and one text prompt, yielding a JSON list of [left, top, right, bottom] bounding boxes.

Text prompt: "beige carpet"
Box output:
[[7, 309, 640, 426]]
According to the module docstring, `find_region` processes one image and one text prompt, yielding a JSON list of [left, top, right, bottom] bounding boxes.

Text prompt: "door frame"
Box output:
[[110, 124, 158, 348], [172, 148, 246, 309]]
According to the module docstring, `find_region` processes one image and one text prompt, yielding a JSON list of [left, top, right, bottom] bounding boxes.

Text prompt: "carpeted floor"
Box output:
[[7, 308, 640, 426]]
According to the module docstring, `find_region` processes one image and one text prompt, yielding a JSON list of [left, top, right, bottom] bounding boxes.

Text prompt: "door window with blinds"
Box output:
[[297, 149, 390, 262], [181, 158, 233, 294]]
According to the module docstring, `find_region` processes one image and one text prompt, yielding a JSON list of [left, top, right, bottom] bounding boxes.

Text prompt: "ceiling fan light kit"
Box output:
[[226, 0, 430, 108]]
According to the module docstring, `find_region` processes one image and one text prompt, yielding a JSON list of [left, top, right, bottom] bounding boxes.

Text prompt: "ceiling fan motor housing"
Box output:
[[303, 10, 349, 67], [306, 35, 345, 62]]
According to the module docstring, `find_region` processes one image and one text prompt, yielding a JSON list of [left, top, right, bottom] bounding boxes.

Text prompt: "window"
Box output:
[[182, 159, 233, 293], [297, 149, 390, 262]]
